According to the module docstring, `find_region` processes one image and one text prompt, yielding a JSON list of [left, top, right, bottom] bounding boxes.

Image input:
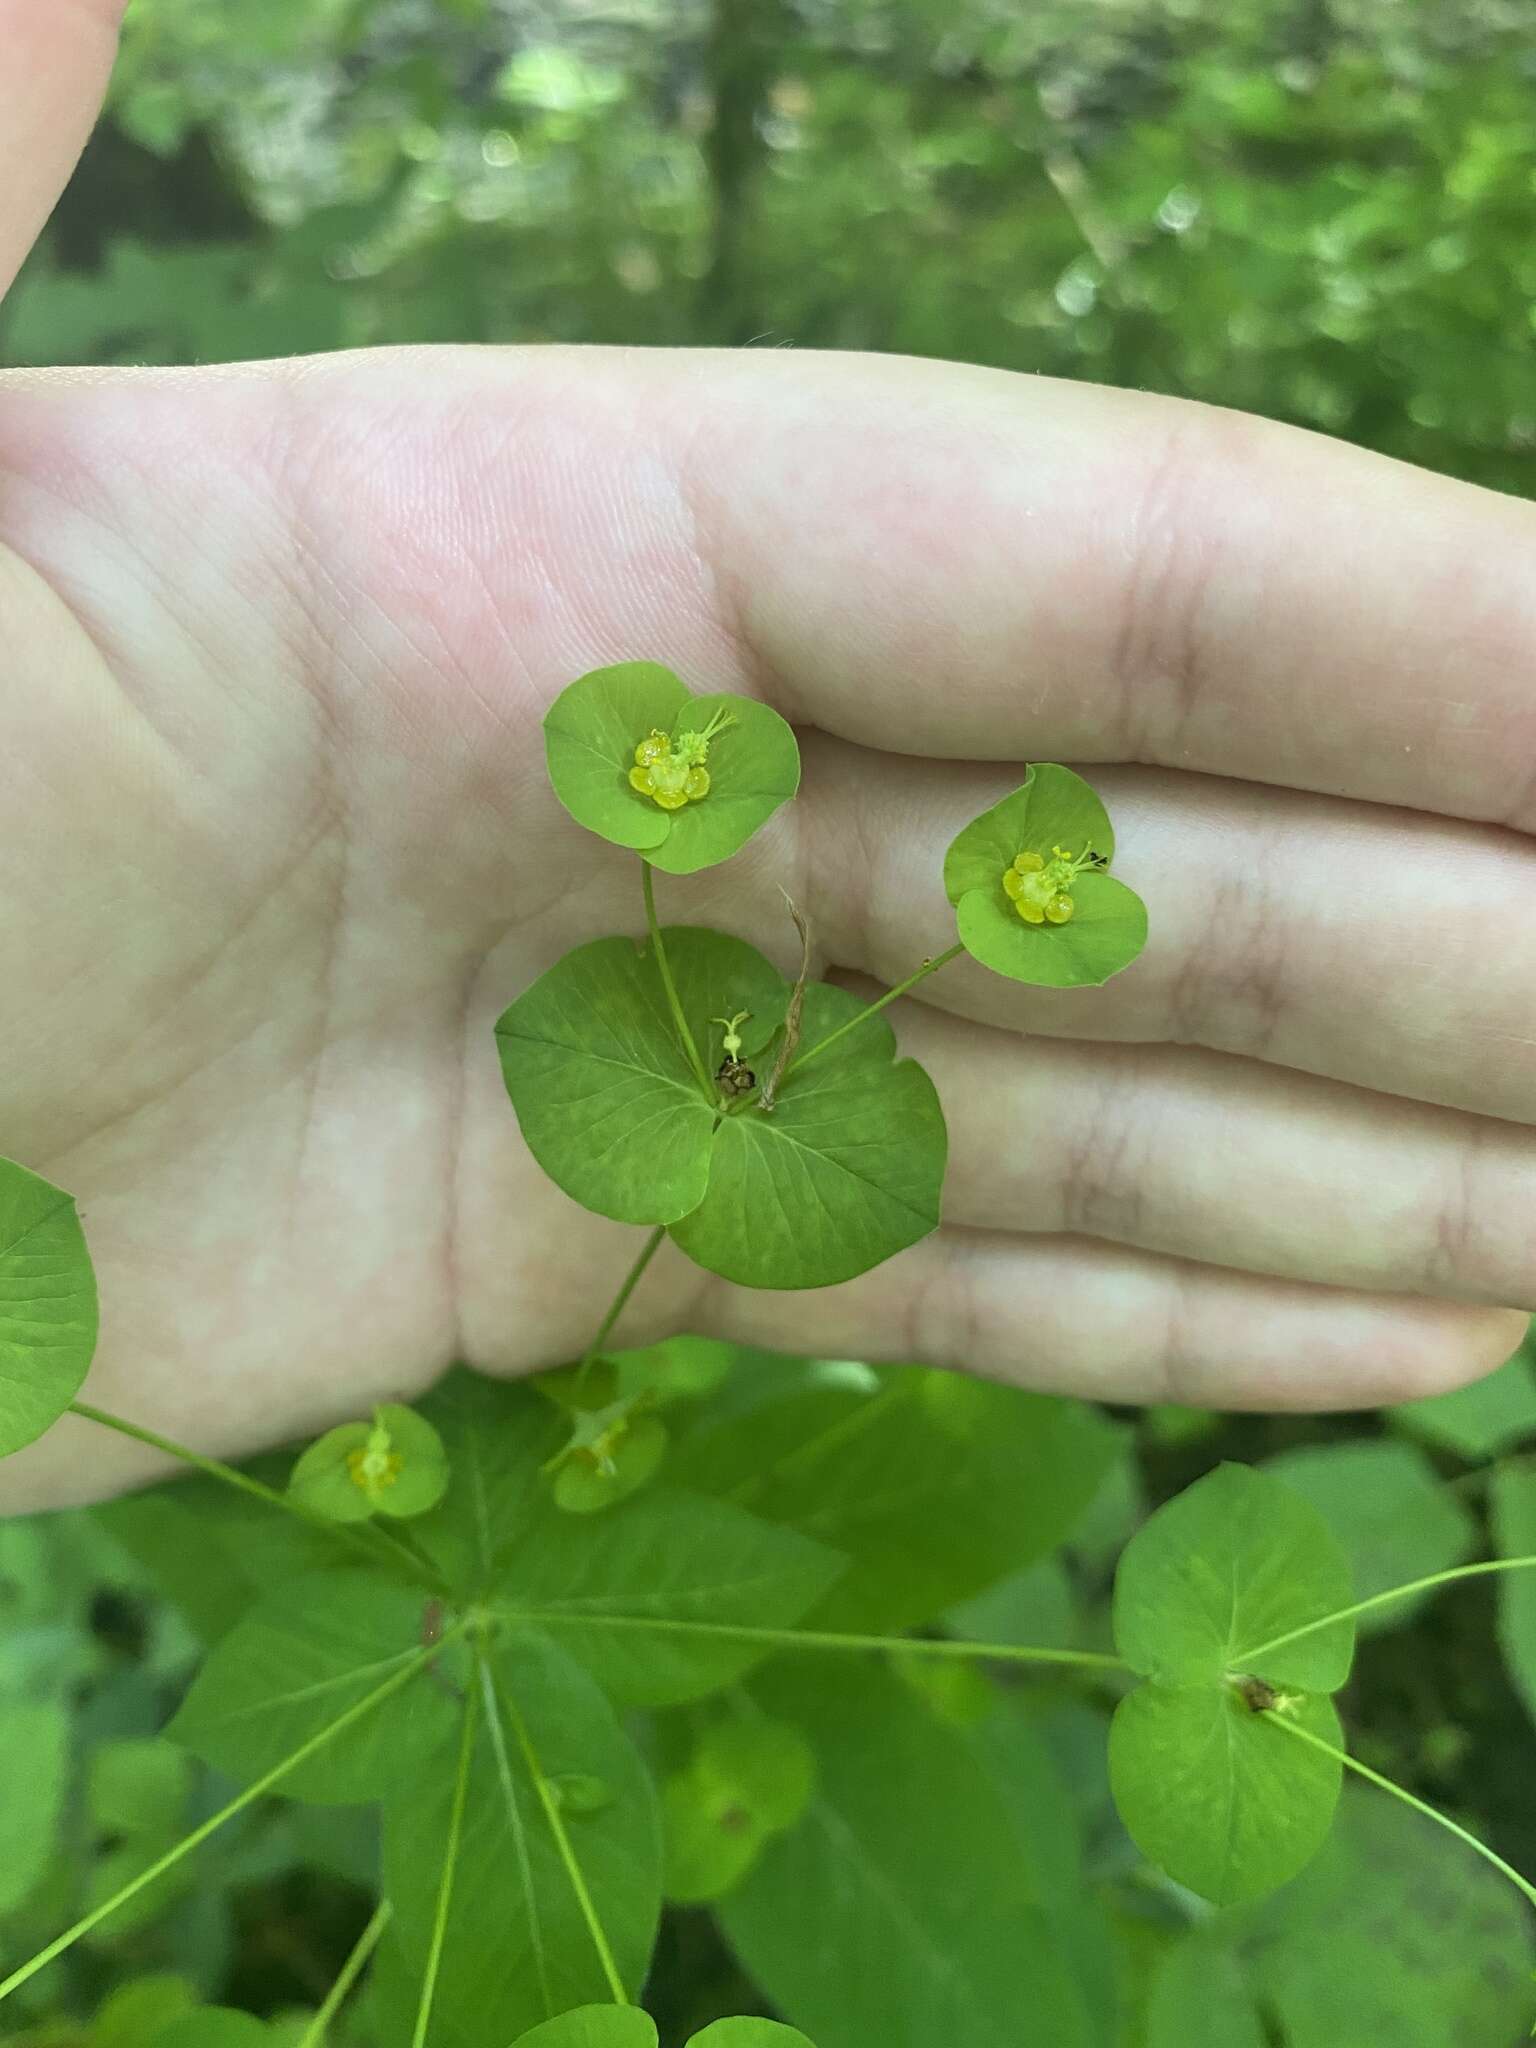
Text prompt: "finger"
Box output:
[[791, 735, 1536, 1127], [669, 348, 1536, 830], [697, 1226, 1526, 1413], [876, 990, 1536, 1312], [0, 0, 124, 303]]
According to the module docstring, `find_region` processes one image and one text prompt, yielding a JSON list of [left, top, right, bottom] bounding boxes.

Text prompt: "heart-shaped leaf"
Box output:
[[545, 663, 800, 873], [668, 983, 947, 1289], [1109, 1682, 1344, 1905], [498, 938, 947, 1288]]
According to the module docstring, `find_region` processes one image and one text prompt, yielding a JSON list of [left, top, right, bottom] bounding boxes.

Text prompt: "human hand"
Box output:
[[2, 5, 1530, 1506]]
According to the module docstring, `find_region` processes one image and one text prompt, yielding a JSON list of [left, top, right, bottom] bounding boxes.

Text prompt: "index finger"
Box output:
[[678, 350, 1536, 831]]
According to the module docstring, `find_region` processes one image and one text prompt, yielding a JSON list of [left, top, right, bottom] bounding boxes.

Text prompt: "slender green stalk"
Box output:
[[411, 1678, 482, 2048], [295, 1898, 393, 2048], [786, 943, 964, 1080], [0, 1639, 450, 2003], [484, 1657, 629, 2003], [1265, 1709, 1536, 1915], [576, 1225, 667, 1396], [642, 860, 711, 1092], [1239, 1554, 1536, 1667], [68, 1400, 446, 1595], [500, 1606, 1125, 1674]]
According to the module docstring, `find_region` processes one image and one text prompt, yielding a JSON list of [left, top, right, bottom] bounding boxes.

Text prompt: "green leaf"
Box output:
[[1145, 1938, 1268, 2048], [89, 1739, 193, 1839], [720, 1661, 1098, 2048], [1243, 1789, 1536, 2045], [500, 939, 944, 1287], [663, 1712, 816, 1903], [495, 930, 786, 1227], [384, 1634, 661, 2042], [149, 2013, 270, 2048], [943, 769, 1147, 989], [92, 1976, 198, 2048], [287, 1404, 447, 1522], [1491, 1456, 1536, 1727], [498, 1487, 844, 1706], [1264, 1441, 1474, 1635], [167, 1570, 454, 1803], [668, 983, 947, 1288], [1389, 1338, 1536, 1460], [673, 1362, 1114, 1632], [688, 2025, 817, 2048], [0, 1156, 98, 1456], [1113, 1463, 1355, 1691], [0, 1701, 69, 1914], [544, 664, 800, 874], [1109, 1683, 1343, 1905], [412, 1371, 568, 1595], [510, 2012, 659, 2048]]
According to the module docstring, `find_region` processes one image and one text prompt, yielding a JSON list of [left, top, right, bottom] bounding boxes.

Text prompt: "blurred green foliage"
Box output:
[[7, 0, 1535, 495]]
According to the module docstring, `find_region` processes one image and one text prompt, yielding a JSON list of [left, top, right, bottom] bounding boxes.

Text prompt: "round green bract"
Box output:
[[554, 1415, 669, 1514], [286, 1403, 448, 1522], [544, 662, 800, 874], [0, 1157, 98, 1458], [943, 765, 1147, 988]]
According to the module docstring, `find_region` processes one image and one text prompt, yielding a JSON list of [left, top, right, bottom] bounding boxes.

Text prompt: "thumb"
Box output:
[[0, 0, 126, 304]]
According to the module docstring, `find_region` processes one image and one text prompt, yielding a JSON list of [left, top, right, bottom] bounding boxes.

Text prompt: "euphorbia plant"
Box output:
[[0, 661, 1532, 2042]]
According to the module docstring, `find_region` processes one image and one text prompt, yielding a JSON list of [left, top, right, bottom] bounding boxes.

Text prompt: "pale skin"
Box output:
[[2, 1, 1533, 1509]]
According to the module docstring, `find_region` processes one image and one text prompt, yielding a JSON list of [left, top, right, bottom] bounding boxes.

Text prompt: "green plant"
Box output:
[[0, 659, 1533, 2043]]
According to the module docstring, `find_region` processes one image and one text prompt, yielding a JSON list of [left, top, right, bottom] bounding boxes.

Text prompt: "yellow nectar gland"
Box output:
[[627, 709, 732, 812], [347, 1422, 403, 1498], [1001, 844, 1094, 926]]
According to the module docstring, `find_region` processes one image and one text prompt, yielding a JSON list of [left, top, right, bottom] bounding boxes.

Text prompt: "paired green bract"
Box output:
[[545, 662, 801, 874], [943, 764, 1147, 988], [1107, 1463, 1356, 1904], [496, 928, 947, 1289]]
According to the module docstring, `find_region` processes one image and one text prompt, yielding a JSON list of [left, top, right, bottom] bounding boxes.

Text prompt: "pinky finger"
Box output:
[[695, 1227, 1528, 1415]]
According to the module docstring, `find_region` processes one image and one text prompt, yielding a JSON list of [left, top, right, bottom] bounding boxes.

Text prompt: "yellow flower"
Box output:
[[1001, 844, 1096, 926], [627, 708, 732, 811], [346, 1420, 403, 1500]]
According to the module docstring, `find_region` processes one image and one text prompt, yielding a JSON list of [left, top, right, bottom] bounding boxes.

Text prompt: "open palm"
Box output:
[[2, 7, 1530, 1507]]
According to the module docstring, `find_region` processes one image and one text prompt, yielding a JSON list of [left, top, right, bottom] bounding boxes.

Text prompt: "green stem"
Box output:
[[499, 1607, 1125, 1674], [411, 1678, 481, 2048], [1265, 1709, 1536, 1915], [483, 1656, 629, 2003], [577, 1226, 667, 1395], [68, 1401, 447, 1595], [642, 860, 711, 1093], [0, 1638, 450, 2004], [295, 1899, 393, 2048], [1238, 1554, 1536, 1668], [786, 943, 964, 1080]]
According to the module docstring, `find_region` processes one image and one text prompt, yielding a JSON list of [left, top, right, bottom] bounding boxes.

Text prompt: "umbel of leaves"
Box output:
[[544, 661, 801, 874], [497, 927, 946, 1288], [944, 764, 1147, 988]]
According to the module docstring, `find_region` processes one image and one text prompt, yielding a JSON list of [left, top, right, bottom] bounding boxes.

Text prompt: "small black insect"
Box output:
[[716, 1056, 756, 1098], [1235, 1675, 1280, 1715]]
